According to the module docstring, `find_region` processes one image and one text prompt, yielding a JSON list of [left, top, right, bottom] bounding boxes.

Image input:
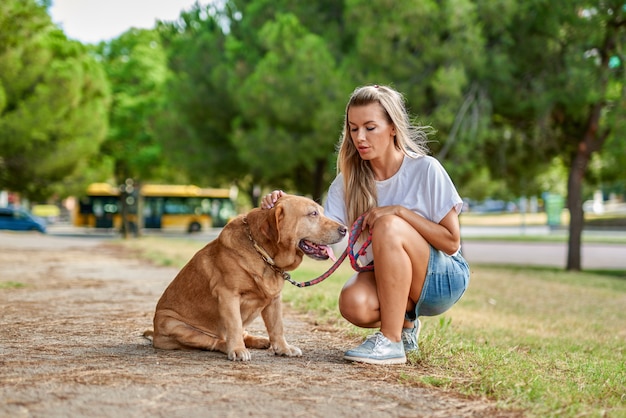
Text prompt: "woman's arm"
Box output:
[[364, 206, 461, 255]]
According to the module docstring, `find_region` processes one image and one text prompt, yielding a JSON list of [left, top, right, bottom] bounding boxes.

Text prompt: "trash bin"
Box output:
[[545, 193, 564, 228]]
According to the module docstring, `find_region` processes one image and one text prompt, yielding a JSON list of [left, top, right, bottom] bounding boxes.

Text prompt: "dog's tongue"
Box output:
[[323, 245, 337, 262]]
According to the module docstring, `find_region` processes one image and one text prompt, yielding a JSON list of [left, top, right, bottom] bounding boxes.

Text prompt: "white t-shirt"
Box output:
[[323, 155, 463, 262]]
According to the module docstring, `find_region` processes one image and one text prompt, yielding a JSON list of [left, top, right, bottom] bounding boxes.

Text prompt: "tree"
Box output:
[[156, 1, 352, 204], [95, 28, 170, 184], [563, 2, 625, 270], [222, 0, 490, 201], [154, 3, 243, 188], [477, 0, 626, 270], [0, 0, 110, 201], [229, 12, 347, 202]]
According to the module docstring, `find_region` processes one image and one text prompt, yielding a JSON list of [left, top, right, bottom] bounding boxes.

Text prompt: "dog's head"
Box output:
[[249, 195, 347, 271]]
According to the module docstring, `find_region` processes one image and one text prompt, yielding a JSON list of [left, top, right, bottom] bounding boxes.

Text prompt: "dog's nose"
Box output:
[[338, 225, 348, 236]]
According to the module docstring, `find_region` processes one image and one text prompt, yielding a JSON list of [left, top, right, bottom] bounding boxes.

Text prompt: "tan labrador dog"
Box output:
[[146, 194, 347, 361]]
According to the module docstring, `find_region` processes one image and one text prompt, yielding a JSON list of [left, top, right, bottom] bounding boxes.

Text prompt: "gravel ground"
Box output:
[[0, 231, 522, 417]]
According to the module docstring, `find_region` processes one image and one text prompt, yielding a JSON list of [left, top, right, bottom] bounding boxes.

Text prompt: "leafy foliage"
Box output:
[[0, 0, 110, 200], [475, 0, 626, 268], [95, 28, 170, 184], [230, 12, 346, 199], [155, 4, 242, 187], [3, 0, 625, 255]]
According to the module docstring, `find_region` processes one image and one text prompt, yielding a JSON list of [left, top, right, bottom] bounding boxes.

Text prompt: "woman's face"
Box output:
[[347, 103, 396, 162]]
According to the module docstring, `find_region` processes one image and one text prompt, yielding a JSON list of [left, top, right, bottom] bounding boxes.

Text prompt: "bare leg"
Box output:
[[339, 215, 430, 342]]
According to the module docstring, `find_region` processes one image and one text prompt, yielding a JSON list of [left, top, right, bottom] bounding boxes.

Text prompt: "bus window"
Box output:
[[143, 197, 164, 229]]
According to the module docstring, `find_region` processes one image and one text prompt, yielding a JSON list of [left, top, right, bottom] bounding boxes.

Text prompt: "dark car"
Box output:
[[0, 207, 47, 233]]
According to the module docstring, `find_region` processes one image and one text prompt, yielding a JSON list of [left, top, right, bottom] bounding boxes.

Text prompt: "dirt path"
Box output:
[[0, 231, 513, 417]]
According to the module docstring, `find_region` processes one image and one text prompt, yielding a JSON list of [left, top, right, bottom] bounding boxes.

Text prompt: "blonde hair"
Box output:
[[337, 84, 430, 226]]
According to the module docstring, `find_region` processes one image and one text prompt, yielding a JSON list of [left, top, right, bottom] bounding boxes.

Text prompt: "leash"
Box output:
[[284, 214, 374, 288]]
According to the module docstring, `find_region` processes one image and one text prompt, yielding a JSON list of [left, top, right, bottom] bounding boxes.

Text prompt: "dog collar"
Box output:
[[242, 216, 294, 284], [242, 216, 275, 265]]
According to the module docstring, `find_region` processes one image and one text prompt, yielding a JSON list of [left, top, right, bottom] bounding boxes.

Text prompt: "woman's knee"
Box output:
[[372, 215, 425, 248], [338, 277, 377, 325], [371, 215, 405, 241], [338, 286, 362, 323]]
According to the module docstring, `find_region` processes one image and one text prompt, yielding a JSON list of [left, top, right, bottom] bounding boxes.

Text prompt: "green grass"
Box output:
[[406, 266, 626, 417], [0, 281, 26, 289], [120, 236, 626, 418]]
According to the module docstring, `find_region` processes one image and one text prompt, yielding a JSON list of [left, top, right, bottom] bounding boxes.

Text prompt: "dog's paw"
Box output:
[[227, 347, 252, 361], [244, 334, 270, 349], [272, 343, 302, 357]]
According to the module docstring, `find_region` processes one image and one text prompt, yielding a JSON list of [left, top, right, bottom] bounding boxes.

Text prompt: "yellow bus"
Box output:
[[74, 183, 237, 232], [74, 183, 121, 229]]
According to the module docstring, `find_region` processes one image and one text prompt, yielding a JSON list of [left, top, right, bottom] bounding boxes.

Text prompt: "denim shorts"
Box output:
[[407, 247, 470, 319]]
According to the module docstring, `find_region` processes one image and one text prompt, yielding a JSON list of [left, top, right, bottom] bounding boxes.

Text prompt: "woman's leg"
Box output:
[[338, 270, 379, 328], [339, 215, 431, 342]]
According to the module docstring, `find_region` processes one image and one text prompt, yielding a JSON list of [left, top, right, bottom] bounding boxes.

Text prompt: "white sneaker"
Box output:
[[401, 318, 421, 353], [344, 332, 406, 365]]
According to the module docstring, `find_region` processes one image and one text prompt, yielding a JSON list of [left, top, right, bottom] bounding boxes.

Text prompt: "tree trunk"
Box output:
[[566, 15, 619, 270], [566, 103, 608, 271], [566, 150, 588, 271], [312, 158, 327, 204], [248, 184, 261, 208]]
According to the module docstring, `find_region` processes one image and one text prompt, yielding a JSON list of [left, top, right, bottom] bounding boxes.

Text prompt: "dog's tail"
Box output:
[[142, 330, 154, 342]]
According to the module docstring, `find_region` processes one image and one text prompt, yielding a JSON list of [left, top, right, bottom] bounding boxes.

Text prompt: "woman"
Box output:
[[262, 84, 469, 365]]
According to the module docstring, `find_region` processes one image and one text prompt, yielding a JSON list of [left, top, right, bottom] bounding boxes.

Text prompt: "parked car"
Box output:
[[469, 199, 518, 214], [0, 207, 47, 233]]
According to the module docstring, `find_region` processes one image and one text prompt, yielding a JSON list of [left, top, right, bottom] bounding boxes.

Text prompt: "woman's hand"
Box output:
[[362, 205, 402, 230], [260, 190, 285, 209]]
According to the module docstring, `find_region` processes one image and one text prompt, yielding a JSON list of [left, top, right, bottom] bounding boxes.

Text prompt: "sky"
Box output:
[[49, 0, 210, 44]]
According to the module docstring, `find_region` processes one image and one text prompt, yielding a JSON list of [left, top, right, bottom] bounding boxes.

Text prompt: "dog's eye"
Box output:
[[309, 210, 319, 217]]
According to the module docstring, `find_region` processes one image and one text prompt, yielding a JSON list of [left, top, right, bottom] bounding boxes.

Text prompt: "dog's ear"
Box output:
[[273, 204, 285, 244], [257, 205, 281, 244]]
